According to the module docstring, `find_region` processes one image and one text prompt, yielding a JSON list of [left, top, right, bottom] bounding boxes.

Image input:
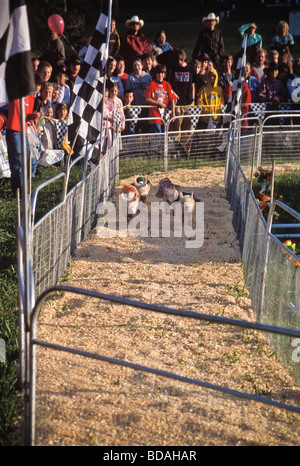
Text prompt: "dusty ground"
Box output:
[[34, 165, 300, 446]]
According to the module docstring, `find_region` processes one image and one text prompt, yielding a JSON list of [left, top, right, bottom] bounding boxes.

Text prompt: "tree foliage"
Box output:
[[27, 0, 103, 59]]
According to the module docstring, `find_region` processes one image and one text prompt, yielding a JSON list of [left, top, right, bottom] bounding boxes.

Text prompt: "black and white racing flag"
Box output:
[[227, 33, 248, 120], [68, 0, 112, 161], [0, 0, 36, 107]]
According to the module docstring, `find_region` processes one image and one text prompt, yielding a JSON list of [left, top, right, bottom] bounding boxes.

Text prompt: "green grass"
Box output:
[[0, 165, 83, 445], [252, 169, 300, 226]]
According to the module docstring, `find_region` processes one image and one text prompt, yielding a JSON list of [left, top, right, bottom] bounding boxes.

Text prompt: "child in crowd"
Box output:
[[116, 57, 128, 89], [122, 89, 136, 135], [142, 53, 157, 78], [107, 81, 125, 133], [143, 64, 175, 133], [56, 65, 71, 106], [37, 61, 53, 84], [56, 102, 68, 121], [51, 84, 60, 115], [34, 82, 53, 116]]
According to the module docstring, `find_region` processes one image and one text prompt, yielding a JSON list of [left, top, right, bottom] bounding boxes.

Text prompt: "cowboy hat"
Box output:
[[125, 15, 144, 29], [202, 13, 219, 24]]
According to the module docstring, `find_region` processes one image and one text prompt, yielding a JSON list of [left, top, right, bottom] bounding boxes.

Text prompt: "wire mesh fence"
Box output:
[[32, 144, 118, 298], [225, 137, 300, 384], [23, 106, 300, 445]]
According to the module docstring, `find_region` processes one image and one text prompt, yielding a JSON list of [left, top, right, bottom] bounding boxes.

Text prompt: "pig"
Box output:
[[132, 176, 151, 203], [156, 178, 180, 204], [118, 185, 140, 221], [179, 192, 196, 215]]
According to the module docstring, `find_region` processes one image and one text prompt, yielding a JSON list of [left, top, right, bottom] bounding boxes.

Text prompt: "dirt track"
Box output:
[[34, 166, 300, 446]]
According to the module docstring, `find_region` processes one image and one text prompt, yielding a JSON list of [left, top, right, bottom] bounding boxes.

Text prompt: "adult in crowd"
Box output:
[[218, 54, 234, 103], [119, 15, 152, 73], [125, 58, 152, 133], [106, 57, 124, 98], [257, 62, 287, 104], [267, 50, 279, 67], [78, 36, 92, 62], [192, 12, 224, 67], [238, 23, 262, 49], [115, 57, 128, 89], [67, 56, 81, 98], [142, 53, 157, 78], [151, 30, 173, 57], [169, 48, 196, 155], [6, 95, 39, 194], [251, 48, 268, 82], [109, 18, 120, 58], [44, 30, 66, 75], [244, 62, 260, 102], [270, 21, 294, 58], [125, 58, 152, 106]]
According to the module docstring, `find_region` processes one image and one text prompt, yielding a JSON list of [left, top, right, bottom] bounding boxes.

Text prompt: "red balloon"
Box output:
[[48, 14, 64, 35]]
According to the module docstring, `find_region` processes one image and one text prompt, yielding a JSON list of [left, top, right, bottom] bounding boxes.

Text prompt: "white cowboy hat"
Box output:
[[125, 15, 144, 29], [202, 13, 219, 24]]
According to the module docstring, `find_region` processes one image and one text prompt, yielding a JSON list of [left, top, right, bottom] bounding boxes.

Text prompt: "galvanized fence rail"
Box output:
[[21, 107, 300, 445]]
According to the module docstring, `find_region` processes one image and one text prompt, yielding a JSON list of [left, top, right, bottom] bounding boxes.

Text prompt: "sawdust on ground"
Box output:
[[34, 165, 300, 446]]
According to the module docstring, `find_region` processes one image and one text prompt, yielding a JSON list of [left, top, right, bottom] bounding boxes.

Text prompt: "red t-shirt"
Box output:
[[143, 80, 175, 124], [6, 95, 35, 132]]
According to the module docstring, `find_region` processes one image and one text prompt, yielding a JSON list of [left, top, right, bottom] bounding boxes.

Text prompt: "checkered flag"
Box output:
[[188, 106, 202, 129], [68, 0, 112, 162], [224, 33, 247, 125], [125, 106, 142, 132], [250, 103, 266, 119], [56, 120, 68, 149], [0, 0, 36, 106], [159, 106, 173, 123]]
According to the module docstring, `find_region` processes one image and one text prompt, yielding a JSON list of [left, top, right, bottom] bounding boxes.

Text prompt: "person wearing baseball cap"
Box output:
[[192, 13, 224, 67], [119, 15, 151, 73]]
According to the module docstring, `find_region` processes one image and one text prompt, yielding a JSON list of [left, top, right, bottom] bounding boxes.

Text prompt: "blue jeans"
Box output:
[[6, 129, 31, 192], [151, 124, 163, 133]]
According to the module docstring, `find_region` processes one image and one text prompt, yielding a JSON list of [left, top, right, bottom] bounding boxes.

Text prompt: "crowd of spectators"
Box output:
[[1, 12, 300, 191]]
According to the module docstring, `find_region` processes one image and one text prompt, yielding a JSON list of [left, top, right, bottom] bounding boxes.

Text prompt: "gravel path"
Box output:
[[34, 167, 300, 446]]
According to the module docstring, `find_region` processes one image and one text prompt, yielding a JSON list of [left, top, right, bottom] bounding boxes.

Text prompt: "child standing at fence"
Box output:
[[122, 89, 136, 135], [107, 81, 125, 133], [143, 64, 175, 133]]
